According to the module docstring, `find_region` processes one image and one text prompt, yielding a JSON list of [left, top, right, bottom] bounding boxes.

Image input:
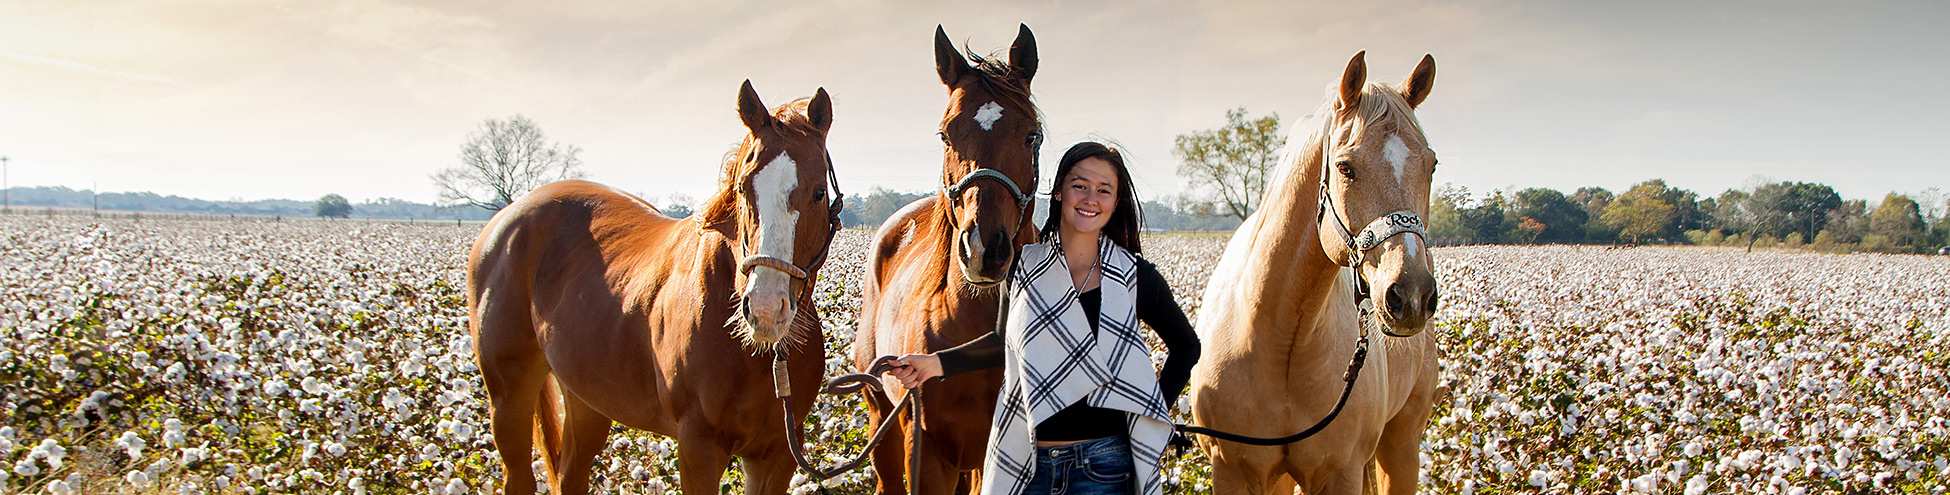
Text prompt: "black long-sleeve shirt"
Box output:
[[936, 258, 1200, 441]]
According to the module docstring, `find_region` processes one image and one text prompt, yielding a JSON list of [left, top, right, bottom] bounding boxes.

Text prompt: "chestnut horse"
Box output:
[[854, 24, 1043, 495], [1189, 52, 1442, 495], [468, 82, 841, 495]]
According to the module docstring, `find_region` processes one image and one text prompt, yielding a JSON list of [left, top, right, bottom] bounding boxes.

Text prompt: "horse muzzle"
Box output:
[[957, 224, 1015, 285]]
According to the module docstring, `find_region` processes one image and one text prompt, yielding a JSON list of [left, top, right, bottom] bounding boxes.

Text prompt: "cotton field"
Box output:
[[1, 216, 1946, 494]]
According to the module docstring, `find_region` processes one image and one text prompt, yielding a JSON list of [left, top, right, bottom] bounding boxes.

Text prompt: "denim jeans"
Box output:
[[1020, 436, 1135, 495]]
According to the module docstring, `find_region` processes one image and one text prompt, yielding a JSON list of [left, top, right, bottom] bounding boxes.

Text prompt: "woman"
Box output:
[[888, 141, 1200, 495]]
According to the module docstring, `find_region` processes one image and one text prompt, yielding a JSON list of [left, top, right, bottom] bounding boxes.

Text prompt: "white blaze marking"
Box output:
[[1383, 134, 1410, 182], [973, 101, 1004, 130], [753, 153, 800, 263]]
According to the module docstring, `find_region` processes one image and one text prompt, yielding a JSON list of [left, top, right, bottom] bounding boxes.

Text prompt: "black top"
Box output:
[[936, 257, 1201, 442]]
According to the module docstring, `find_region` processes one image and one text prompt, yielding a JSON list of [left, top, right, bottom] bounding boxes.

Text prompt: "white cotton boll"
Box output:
[[301, 376, 331, 396], [1684, 475, 1710, 495], [14, 459, 39, 477], [34, 439, 66, 469], [1496, 460, 1516, 476], [1684, 441, 1704, 457], [1528, 470, 1549, 487], [45, 479, 70, 495], [1630, 473, 1660, 493], [117, 431, 146, 460], [324, 441, 346, 457], [163, 421, 187, 449], [443, 478, 467, 495], [127, 470, 153, 488]]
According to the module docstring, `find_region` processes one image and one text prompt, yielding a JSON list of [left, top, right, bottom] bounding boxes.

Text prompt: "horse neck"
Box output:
[[1242, 131, 1348, 339], [920, 201, 1006, 344]]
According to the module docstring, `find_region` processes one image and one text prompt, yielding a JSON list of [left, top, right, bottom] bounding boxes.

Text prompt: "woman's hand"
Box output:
[[884, 354, 943, 389]]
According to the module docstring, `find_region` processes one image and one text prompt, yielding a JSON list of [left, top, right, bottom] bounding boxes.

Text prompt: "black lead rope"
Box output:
[[1173, 324, 1371, 446]]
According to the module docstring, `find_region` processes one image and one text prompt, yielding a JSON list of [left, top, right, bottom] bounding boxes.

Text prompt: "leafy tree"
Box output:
[[1869, 193, 1927, 252], [1509, 187, 1587, 244], [1427, 183, 1474, 245], [314, 194, 352, 219], [1751, 181, 1842, 242], [1572, 187, 1618, 243], [1603, 182, 1679, 244], [1173, 108, 1281, 220], [1461, 191, 1514, 244], [841, 187, 930, 229], [432, 115, 586, 212]]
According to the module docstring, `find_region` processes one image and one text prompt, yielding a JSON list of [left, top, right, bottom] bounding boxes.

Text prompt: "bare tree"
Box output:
[[432, 115, 586, 211], [1173, 108, 1281, 221]]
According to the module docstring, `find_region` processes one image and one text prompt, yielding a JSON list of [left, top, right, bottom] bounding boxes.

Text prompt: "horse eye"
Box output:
[[1026, 131, 1043, 148], [1335, 160, 1355, 180], [747, 150, 758, 162], [938, 131, 950, 145]]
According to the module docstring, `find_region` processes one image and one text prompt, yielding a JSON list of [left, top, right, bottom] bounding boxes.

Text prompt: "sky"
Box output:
[[1, 0, 1945, 208]]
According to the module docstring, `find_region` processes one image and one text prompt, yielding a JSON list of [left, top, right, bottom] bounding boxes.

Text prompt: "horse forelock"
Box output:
[[698, 97, 829, 229]]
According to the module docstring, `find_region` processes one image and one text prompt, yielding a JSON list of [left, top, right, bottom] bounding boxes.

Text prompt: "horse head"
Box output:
[[934, 24, 1042, 286], [727, 80, 840, 349], [1314, 51, 1440, 337]]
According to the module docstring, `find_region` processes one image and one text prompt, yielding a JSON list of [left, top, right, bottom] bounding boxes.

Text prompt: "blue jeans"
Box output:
[[1020, 436, 1135, 495]]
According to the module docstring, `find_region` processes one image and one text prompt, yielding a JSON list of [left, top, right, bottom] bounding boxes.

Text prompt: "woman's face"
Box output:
[[1060, 157, 1119, 236]]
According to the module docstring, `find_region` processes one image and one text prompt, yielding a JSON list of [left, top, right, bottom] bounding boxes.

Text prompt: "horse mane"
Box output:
[[697, 97, 827, 227], [961, 50, 1041, 125]]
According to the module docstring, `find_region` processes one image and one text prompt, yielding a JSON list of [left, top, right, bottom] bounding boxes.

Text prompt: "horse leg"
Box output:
[[477, 311, 549, 495], [676, 425, 734, 495], [739, 447, 799, 495], [547, 388, 615, 495], [1209, 450, 1289, 495], [913, 446, 963, 495], [864, 392, 910, 495], [1372, 406, 1432, 494]]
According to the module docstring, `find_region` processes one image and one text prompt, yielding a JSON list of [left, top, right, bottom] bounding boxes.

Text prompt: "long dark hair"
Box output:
[[1041, 141, 1143, 255]]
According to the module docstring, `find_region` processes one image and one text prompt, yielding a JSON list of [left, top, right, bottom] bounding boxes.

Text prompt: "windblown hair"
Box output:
[[696, 97, 826, 226], [1041, 141, 1144, 255], [962, 50, 1037, 114]]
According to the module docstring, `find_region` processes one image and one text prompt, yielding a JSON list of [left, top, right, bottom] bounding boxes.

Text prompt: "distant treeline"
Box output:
[[1429, 180, 1949, 254], [1, 187, 495, 221], [836, 187, 1243, 232]]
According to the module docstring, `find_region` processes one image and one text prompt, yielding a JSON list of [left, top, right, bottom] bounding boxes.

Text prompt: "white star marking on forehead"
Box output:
[[1383, 134, 1410, 182], [973, 101, 1004, 131]]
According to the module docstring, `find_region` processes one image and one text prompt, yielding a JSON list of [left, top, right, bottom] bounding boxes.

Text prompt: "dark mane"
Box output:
[[697, 98, 825, 226]]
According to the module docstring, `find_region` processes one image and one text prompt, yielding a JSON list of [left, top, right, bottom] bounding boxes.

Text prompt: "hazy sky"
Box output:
[[2, 0, 1945, 207]]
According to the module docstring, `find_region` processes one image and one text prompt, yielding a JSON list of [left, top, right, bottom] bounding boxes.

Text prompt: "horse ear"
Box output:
[[1009, 23, 1037, 83], [1401, 54, 1436, 108], [935, 25, 971, 86], [738, 79, 773, 133], [808, 87, 833, 133], [1338, 51, 1367, 112]]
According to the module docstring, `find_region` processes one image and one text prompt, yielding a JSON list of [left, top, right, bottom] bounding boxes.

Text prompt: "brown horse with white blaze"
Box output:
[[467, 81, 841, 495], [1189, 52, 1443, 494], [855, 24, 1043, 495]]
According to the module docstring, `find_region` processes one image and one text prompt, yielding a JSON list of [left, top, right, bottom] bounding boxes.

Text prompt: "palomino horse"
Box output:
[[468, 82, 842, 495], [1189, 52, 1442, 495], [855, 24, 1043, 495]]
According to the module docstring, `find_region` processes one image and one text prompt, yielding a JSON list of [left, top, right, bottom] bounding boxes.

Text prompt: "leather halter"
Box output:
[[737, 152, 846, 296]]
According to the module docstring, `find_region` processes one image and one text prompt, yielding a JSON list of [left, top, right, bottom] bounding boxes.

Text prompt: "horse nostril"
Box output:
[[1426, 287, 1440, 312], [1385, 285, 1407, 316]]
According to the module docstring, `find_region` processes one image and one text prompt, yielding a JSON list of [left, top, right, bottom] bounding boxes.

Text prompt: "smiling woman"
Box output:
[[887, 140, 1202, 495]]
